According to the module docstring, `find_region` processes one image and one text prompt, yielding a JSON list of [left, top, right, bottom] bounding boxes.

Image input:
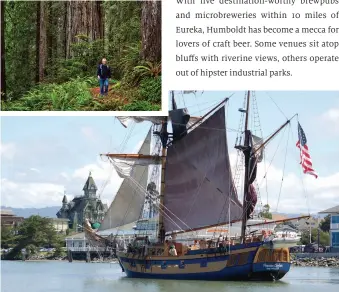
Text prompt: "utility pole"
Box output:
[[309, 225, 312, 244], [317, 227, 320, 252], [317, 216, 320, 252]]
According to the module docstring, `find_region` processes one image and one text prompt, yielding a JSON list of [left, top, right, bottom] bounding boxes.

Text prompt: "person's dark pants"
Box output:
[[99, 78, 109, 95]]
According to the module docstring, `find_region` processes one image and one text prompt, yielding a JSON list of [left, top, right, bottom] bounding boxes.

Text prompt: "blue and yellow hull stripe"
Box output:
[[117, 242, 291, 280]]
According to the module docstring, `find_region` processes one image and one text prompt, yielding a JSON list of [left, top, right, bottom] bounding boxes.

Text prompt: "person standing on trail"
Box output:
[[97, 58, 111, 96]]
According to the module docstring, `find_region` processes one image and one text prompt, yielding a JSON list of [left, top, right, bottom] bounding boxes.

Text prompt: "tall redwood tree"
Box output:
[[141, 0, 161, 63], [1, 0, 6, 100]]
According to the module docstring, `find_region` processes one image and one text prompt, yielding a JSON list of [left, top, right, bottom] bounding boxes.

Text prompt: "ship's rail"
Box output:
[[125, 241, 263, 258], [67, 247, 110, 252]]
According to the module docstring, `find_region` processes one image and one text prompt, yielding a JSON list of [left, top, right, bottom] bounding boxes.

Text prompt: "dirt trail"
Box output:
[[89, 84, 128, 106], [89, 85, 114, 96]]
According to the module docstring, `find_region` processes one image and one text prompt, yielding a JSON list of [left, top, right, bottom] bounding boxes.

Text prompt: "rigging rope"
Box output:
[[190, 100, 220, 117], [97, 166, 113, 199], [251, 91, 265, 214], [119, 170, 193, 233], [275, 123, 291, 212], [112, 129, 160, 236], [183, 98, 220, 113], [180, 91, 187, 109], [97, 119, 136, 201], [258, 126, 287, 188], [90, 125, 154, 250], [265, 91, 288, 120], [99, 92, 303, 246], [105, 134, 190, 239]]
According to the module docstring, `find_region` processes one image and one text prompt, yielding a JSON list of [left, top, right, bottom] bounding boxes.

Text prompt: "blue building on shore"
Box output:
[[319, 205, 339, 252]]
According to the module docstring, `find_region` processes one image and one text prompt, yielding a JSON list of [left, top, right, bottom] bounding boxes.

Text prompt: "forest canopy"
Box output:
[[0, 0, 161, 111]]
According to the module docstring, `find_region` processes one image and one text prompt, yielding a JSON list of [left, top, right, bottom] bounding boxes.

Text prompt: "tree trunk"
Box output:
[[63, 1, 68, 59], [141, 0, 161, 63], [66, 1, 72, 59], [65, 0, 104, 59], [39, 2, 47, 82], [35, 2, 40, 83], [47, 2, 53, 63], [36, 1, 47, 82], [1, 0, 6, 100]]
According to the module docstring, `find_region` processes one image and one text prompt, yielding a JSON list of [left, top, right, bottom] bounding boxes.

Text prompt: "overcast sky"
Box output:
[[1, 91, 338, 215]]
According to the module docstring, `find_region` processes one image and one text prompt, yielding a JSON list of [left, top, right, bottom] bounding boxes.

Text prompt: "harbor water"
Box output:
[[1, 261, 339, 292]]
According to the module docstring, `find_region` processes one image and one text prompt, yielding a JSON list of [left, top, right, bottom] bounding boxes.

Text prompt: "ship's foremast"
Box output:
[[157, 117, 168, 242]]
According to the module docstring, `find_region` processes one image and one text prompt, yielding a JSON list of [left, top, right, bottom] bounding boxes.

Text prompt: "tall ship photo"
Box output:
[[84, 91, 317, 281]]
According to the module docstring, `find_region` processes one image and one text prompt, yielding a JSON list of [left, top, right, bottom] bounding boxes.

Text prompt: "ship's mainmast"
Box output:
[[240, 90, 251, 244], [237, 91, 296, 243]]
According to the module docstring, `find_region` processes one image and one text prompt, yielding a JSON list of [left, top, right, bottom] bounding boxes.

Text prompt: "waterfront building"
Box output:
[[0, 209, 24, 228], [319, 205, 339, 252]]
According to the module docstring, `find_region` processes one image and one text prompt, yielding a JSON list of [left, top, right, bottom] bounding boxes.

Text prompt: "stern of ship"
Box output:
[[251, 245, 290, 280]]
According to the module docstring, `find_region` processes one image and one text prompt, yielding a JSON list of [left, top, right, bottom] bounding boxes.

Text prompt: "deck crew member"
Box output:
[[199, 239, 207, 249], [169, 245, 177, 256]]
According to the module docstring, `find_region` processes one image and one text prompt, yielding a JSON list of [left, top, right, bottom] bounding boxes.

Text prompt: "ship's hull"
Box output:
[[116, 242, 290, 281]]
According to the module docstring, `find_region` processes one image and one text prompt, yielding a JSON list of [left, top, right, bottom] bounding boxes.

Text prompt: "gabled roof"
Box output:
[[318, 205, 339, 214], [83, 172, 98, 191], [71, 198, 88, 213]]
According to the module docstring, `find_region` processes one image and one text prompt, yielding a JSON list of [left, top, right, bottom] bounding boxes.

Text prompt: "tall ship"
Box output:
[[84, 91, 315, 281]]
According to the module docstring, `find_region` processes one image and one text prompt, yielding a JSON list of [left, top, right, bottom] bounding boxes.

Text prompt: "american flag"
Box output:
[[296, 122, 318, 178]]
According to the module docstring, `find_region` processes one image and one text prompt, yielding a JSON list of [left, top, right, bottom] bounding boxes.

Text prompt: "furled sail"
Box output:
[[117, 117, 165, 128], [163, 106, 243, 232], [170, 108, 190, 142], [98, 129, 152, 231], [246, 133, 261, 219], [246, 184, 258, 219], [108, 154, 161, 178], [117, 116, 201, 130], [252, 134, 264, 163], [182, 90, 199, 95]]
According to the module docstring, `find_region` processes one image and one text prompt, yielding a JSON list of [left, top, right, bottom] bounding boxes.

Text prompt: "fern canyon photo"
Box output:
[[0, 0, 162, 111]]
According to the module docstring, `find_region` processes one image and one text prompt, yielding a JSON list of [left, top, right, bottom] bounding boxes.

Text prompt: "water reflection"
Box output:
[[1, 261, 338, 292]]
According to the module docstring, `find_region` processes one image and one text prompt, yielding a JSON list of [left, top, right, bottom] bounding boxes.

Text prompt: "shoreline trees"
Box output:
[[2, 216, 65, 260]]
